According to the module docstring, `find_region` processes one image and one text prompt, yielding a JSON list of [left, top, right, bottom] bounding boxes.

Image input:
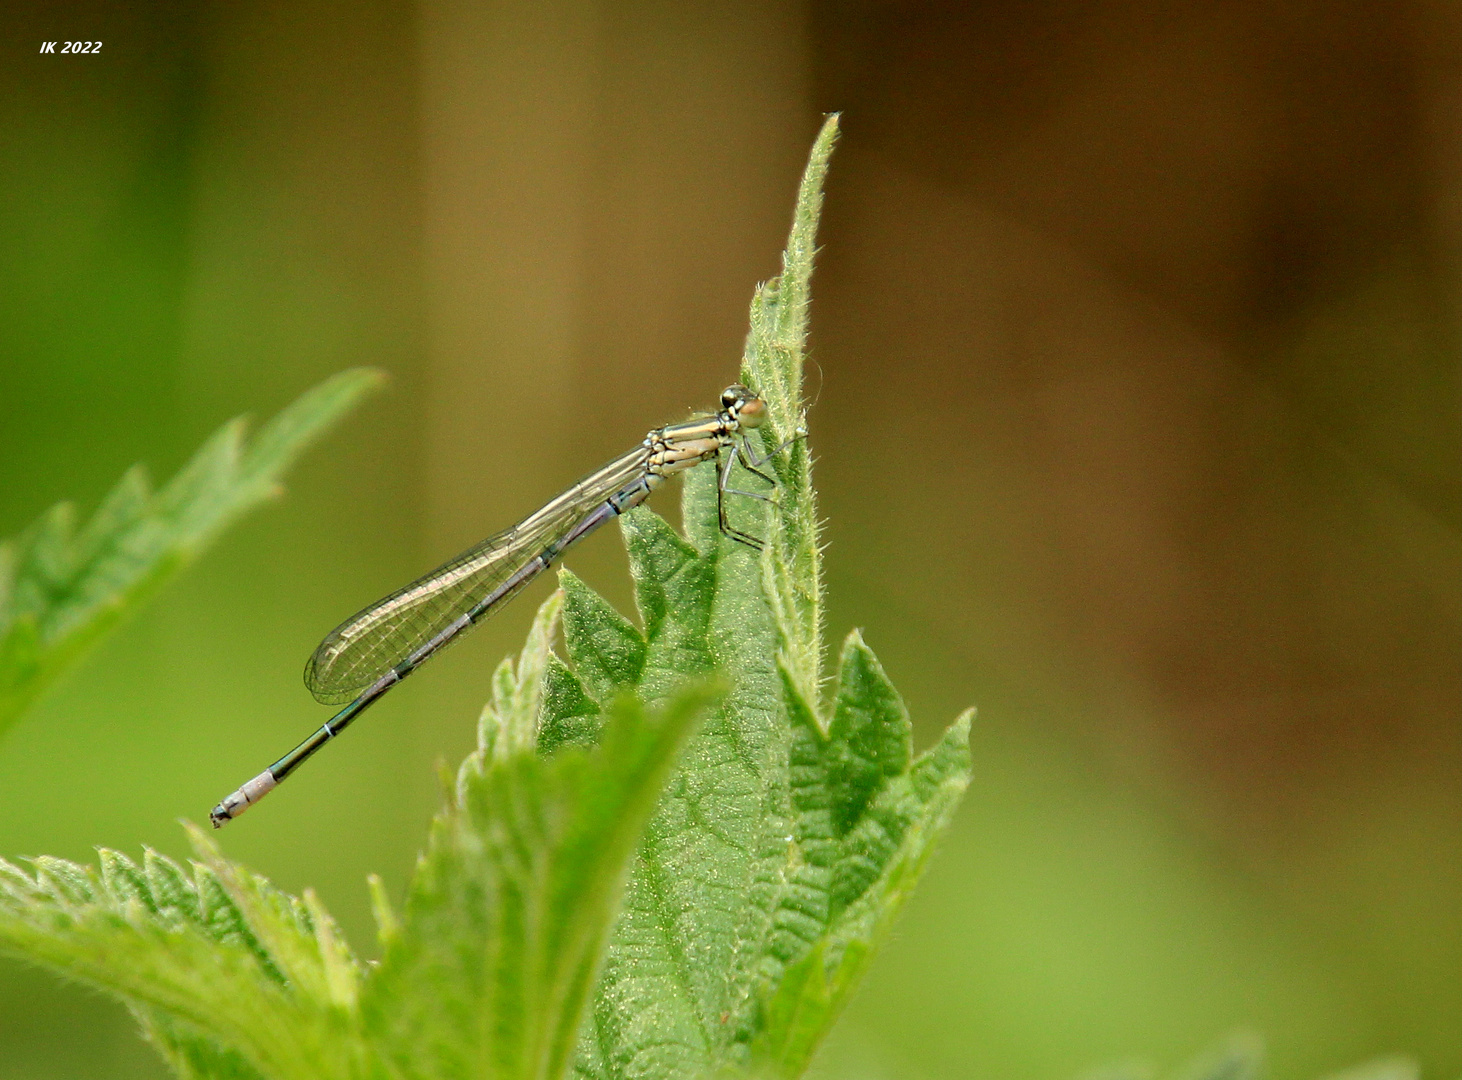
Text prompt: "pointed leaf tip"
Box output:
[[559, 567, 646, 703]]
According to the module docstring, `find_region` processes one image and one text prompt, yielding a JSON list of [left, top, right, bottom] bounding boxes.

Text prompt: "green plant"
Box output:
[[0, 116, 974, 1080], [0, 367, 385, 735]]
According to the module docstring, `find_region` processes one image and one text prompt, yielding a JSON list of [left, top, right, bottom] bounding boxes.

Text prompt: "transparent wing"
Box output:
[[304, 445, 651, 704]]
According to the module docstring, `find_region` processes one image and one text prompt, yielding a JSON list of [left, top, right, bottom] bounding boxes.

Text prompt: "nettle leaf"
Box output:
[[0, 368, 384, 736], [362, 594, 718, 1080], [136, 1010, 269, 1080], [0, 119, 972, 1080], [0, 829, 371, 1080], [537, 114, 974, 1080]]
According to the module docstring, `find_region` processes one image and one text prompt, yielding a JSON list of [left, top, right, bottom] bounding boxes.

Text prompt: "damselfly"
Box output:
[[209, 384, 788, 826]]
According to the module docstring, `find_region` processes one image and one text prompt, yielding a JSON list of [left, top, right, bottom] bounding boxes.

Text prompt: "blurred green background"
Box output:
[[3, 0, 1461, 1077]]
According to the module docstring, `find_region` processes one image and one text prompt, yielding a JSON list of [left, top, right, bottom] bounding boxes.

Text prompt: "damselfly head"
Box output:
[[721, 384, 767, 428]]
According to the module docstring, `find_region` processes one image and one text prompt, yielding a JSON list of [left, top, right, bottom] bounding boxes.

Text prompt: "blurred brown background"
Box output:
[[2, 0, 1460, 1077]]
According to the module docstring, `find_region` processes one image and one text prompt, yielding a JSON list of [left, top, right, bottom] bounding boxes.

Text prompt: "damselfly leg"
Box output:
[[716, 427, 805, 551]]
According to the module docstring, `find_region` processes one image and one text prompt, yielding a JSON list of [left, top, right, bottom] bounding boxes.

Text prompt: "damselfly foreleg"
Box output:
[[714, 427, 805, 549]]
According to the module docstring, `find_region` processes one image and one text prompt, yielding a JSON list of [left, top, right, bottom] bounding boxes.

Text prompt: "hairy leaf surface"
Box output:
[[543, 115, 975, 1080]]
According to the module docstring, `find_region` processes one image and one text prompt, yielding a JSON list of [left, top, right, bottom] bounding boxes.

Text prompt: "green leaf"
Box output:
[[561, 569, 646, 703], [0, 368, 384, 736], [747, 938, 865, 1077], [825, 632, 912, 835], [747, 674, 971, 1078], [134, 1009, 269, 1080], [540, 113, 974, 1080], [361, 592, 718, 1080], [0, 120, 974, 1080], [538, 653, 603, 756], [0, 830, 372, 1079], [475, 590, 566, 763], [740, 114, 840, 714]]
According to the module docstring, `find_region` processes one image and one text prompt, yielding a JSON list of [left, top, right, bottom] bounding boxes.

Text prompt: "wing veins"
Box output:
[[304, 445, 651, 703]]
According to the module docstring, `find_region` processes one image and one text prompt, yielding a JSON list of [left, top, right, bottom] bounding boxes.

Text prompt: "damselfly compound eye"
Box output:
[[737, 397, 767, 428]]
